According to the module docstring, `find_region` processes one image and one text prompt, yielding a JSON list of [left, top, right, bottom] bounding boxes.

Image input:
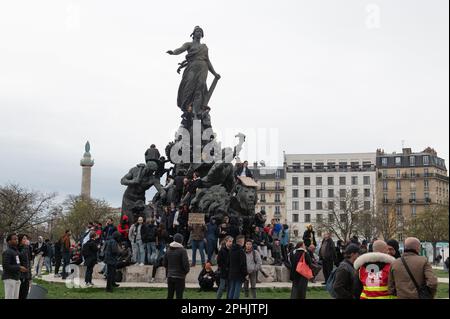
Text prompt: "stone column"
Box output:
[[80, 141, 94, 198]]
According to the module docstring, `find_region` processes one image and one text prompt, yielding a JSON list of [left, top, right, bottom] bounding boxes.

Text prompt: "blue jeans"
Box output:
[[44, 256, 52, 273], [216, 278, 228, 299], [191, 240, 205, 266], [145, 242, 157, 264], [227, 279, 242, 299], [132, 240, 145, 264], [158, 240, 166, 258], [206, 237, 217, 262]]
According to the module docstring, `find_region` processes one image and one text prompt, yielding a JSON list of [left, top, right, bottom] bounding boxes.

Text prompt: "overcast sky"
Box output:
[[0, 0, 448, 207]]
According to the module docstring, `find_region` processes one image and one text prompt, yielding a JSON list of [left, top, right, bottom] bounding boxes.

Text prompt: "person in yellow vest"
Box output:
[[354, 240, 396, 299]]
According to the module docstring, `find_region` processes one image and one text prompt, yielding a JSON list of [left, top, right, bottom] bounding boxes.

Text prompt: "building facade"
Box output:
[[284, 153, 377, 241], [250, 164, 286, 224], [376, 147, 449, 240]]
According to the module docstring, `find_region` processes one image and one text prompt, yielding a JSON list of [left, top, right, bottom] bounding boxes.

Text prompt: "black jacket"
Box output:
[[217, 246, 230, 279], [18, 245, 31, 280], [142, 223, 157, 243], [163, 242, 190, 279], [234, 166, 253, 179], [333, 259, 362, 299], [319, 238, 336, 261], [302, 230, 317, 247], [289, 248, 313, 282], [2, 245, 21, 280], [227, 244, 247, 282], [82, 239, 99, 266], [104, 238, 120, 266]]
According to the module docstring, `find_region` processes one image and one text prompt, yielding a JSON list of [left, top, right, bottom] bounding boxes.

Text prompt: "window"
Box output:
[[382, 170, 387, 177], [293, 214, 299, 223], [425, 192, 430, 199], [292, 177, 298, 186], [382, 158, 388, 166], [383, 180, 388, 191], [328, 214, 334, 223], [411, 206, 417, 218], [304, 163, 313, 171], [316, 162, 324, 171], [364, 201, 371, 210], [410, 169, 415, 177], [328, 176, 334, 185], [383, 207, 388, 215], [340, 189, 346, 198], [275, 170, 281, 179], [328, 201, 335, 210], [260, 194, 266, 202], [410, 192, 416, 201], [396, 169, 401, 178], [383, 193, 388, 203], [260, 182, 266, 190], [316, 214, 323, 222], [339, 176, 346, 185], [351, 162, 360, 171], [340, 214, 347, 222], [275, 182, 280, 190], [328, 189, 334, 198], [424, 179, 429, 189], [328, 162, 336, 171], [395, 157, 401, 166], [396, 206, 402, 218], [396, 180, 401, 190], [304, 202, 311, 210], [351, 176, 358, 185], [363, 176, 370, 185], [351, 189, 358, 197], [304, 214, 311, 223], [275, 206, 281, 215], [293, 162, 300, 170], [292, 189, 299, 198], [275, 193, 281, 203], [352, 201, 359, 210], [339, 162, 347, 171], [316, 189, 323, 198], [316, 201, 323, 210], [364, 189, 370, 197], [362, 161, 372, 170], [316, 176, 322, 185], [423, 156, 430, 166], [410, 181, 416, 190], [293, 230, 299, 237], [304, 177, 311, 185], [304, 189, 311, 198], [409, 156, 415, 166], [340, 201, 347, 210], [292, 201, 299, 210]]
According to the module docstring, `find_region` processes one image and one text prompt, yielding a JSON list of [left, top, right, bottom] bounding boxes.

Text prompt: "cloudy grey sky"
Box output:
[[0, 0, 448, 207]]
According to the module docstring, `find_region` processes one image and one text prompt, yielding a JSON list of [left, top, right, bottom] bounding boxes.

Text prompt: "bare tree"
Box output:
[[0, 183, 56, 253], [373, 203, 399, 241], [317, 189, 365, 242], [53, 195, 116, 241], [405, 204, 449, 261]]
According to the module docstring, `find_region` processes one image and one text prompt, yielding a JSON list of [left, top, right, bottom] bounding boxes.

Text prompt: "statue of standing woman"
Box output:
[[167, 26, 221, 120]]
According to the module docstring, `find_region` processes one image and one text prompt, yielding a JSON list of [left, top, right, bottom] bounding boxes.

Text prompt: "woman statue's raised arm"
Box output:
[[166, 42, 191, 55]]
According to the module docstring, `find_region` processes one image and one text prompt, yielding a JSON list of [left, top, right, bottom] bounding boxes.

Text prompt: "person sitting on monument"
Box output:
[[234, 160, 253, 179], [181, 171, 203, 206], [145, 144, 160, 163]]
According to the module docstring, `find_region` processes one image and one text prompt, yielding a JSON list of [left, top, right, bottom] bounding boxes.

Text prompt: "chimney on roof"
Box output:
[[402, 148, 412, 155]]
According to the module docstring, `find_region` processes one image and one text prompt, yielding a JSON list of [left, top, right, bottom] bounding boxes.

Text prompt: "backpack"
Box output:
[[326, 267, 338, 298]]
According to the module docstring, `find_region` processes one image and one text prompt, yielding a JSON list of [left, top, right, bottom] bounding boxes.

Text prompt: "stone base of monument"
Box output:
[[75, 264, 105, 280], [121, 265, 153, 282]]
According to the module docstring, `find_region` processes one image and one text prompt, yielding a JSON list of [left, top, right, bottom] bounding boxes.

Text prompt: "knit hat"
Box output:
[[173, 233, 184, 244], [344, 243, 360, 255]]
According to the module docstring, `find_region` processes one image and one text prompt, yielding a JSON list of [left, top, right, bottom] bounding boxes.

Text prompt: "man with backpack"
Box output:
[[388, 237, 438, 299], [327, 243, 362, 299]]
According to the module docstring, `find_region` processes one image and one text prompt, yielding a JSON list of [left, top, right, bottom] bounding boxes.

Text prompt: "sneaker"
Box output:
[[139, 263, 145, 266]]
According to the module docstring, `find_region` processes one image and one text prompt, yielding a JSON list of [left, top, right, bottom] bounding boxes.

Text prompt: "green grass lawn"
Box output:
[[434, 269, 449, 278], [0, 278, 448, 299]]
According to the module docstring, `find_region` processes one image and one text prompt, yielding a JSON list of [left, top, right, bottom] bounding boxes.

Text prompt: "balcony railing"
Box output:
[[259, 187, 285, 192], [379, 172, 449, 181], [287, 165, 376, 173]]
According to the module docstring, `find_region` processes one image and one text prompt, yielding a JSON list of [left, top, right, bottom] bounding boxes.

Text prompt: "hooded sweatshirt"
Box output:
[[163, 241, 190, 279]]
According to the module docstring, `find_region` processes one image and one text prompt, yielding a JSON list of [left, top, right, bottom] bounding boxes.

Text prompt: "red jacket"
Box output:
[[118, 215, 130, 239], [354, 252, 396, 299]]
